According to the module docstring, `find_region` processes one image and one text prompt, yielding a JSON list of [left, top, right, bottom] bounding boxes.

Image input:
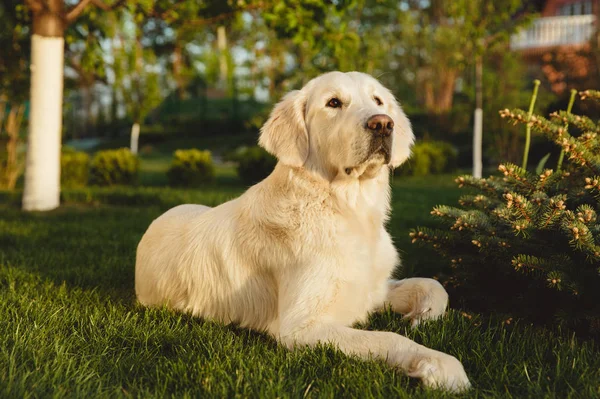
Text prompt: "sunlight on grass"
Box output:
[[1, 176, 599, 397]]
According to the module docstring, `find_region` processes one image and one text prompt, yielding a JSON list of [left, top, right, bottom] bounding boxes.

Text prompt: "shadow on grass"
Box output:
[[0, 205, 158, 302]]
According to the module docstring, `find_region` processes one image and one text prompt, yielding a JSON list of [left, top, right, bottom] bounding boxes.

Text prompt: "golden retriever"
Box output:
[[135, 71, 470, 392]]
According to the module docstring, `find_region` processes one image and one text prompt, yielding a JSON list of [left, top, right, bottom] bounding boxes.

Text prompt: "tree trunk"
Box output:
[[472, 55, 483, 178], [421, 67, 457, 114], [217, 25, 228, 91], [173, 42, 186, 99], [437, 69, 457, 112], [22, 0, 65, 211], [82, 84, 94, 137], [1, 105, 26, 189], [130, 122, 140, 155], [423, 79, 435, 113]]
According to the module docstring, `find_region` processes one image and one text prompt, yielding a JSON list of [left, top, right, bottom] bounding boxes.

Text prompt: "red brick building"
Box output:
[[512, 0, 597, 51], [542, 0, 596, 17], [511, 0, 598, 94]]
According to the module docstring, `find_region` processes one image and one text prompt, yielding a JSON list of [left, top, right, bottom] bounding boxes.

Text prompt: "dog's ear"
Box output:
[[259, 90, 308, 167], [389, 99, 415, 168]]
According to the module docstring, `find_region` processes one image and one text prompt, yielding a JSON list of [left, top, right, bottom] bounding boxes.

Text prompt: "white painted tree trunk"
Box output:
[[217, 25, 228, 89], [22, 34, 65, 211], [473, 54, 483, 179], [473, 108, 483, 178], [130, 122, 140, 155]]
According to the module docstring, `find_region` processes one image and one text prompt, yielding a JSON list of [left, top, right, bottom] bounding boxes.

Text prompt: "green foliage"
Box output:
[[111, 4, 178, 127], [167, 149, 215, 187], [232, 146, 277, 186], [90, 148, 139, 186], [411, 90, 600, 335], [60, 147, 89, 188], [480, 52, 554, 164], [0, 1, 30, 102], [397, 141, 457, 176], [393, 0, 534, 113]]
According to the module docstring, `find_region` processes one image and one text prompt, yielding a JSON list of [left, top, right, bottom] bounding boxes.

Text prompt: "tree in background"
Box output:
[[142, 0, 248, 97], [22, 0, 125, 211], [18, 0, 257, 210], [481, 51, 542, 164], [3, 0, 568, 208], [0, 2, 30, 101], [0, 1, 30, 189], [111, 5, 162, 155], [394, 0, 532, 178], [63, 4, 115, 138], [394, 0, 530, 114], [260, 0, 360, 96]]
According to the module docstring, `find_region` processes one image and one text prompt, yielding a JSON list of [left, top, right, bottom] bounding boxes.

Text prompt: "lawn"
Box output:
[[1, 172, 599, 398]]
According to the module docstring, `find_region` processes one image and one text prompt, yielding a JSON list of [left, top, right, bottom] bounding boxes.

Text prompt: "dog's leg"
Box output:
[[370, 232, 447, 326], [384, 278, 449, 327], [277, 271, 469, 392], [280, 321, 469, 392]]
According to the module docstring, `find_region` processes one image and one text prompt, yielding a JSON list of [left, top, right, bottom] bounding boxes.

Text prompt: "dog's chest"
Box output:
[[317, 207, 393, 324]]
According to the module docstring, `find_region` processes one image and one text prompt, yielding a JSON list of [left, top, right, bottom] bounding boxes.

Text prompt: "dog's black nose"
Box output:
[[366, 114, 394, 137]]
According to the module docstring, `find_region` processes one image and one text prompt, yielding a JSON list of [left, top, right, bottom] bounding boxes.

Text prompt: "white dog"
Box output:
[[135, 71, 470, 392]]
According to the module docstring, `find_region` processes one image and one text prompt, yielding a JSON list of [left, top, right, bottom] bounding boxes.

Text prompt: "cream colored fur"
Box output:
[[135, 72, 470, 392]]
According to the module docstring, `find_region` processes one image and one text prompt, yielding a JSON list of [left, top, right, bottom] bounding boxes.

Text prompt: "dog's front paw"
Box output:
[[389, 278, 449, 327], [408, 351, 471, 393]]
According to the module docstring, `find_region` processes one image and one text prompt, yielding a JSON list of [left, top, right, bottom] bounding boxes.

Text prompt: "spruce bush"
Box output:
[[90, 148, 139, 186], [167, 149, 215, 187], [60, 147, 89, 188], [411, 90, 600, 335]]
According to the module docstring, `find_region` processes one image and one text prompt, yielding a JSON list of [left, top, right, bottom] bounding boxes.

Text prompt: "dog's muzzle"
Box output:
[[365, 114, 393, 164]]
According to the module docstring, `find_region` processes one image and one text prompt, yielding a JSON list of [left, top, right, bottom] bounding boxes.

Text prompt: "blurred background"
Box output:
[[1, 0, 599, 190]]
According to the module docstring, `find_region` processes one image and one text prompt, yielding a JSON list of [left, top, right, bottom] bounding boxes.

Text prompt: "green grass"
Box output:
[[1, 175, 599, 398], [389, 174, 463, 278]]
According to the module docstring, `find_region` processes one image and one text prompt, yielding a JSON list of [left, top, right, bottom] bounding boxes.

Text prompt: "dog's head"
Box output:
[[259, 71, 414, 179]]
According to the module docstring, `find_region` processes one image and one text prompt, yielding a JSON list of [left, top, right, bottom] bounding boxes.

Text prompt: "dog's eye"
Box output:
[[374, 96, 383, 106], [327, 98, 342, 108]]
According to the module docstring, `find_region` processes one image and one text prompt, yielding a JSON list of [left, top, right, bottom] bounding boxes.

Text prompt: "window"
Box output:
[[558, 1, 593, 16], [558, 4, 571, 15]]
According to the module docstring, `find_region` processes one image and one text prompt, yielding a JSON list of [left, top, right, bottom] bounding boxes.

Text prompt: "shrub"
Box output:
[[410, 89, 600, 336], [233, 146, 277, 185], [167, 149, 215, 187], [396, 141, 458, 176], [61, 147, 89, 188], [90, 148, 139, 186]]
